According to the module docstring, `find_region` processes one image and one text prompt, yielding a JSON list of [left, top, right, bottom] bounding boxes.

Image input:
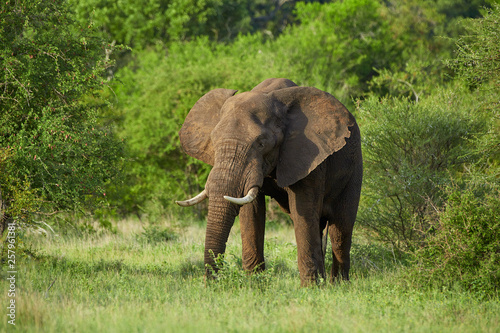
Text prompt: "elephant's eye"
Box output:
[[256, 132, 275, 151], [256, 139, 266, 150]]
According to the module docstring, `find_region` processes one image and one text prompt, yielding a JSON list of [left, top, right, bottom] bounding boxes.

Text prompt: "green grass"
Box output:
[[1, 219, 499, 332]]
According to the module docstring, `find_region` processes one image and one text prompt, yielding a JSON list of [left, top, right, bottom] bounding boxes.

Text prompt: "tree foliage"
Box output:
[[69, 0, 326, 49], [448, 4, 500, 167], [273, 0, 397, 101], [70, 0, 252, 48], [0, 0, 124, 229], [405, 5, 500, 295]]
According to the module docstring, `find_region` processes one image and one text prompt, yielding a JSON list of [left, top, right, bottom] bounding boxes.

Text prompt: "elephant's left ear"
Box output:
[[270, 87, 356, 188], [179, 88, 238, 165]]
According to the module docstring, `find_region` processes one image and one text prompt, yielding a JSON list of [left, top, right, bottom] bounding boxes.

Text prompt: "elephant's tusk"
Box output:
[[224, 187, 259, 205], [176, 190, 208, 207]]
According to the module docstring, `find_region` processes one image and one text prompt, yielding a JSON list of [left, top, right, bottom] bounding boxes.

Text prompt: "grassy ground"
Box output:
[[1, 218, 499, 332]]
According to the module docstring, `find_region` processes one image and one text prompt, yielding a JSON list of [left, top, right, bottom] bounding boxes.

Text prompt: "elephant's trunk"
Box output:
[[203, 142, 263, 275], [204, 195, 239, 274]]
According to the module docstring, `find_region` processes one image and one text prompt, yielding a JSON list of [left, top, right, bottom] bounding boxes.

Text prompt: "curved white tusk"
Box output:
[[224, 187, 259, 205], [176, 190, 208, 207]]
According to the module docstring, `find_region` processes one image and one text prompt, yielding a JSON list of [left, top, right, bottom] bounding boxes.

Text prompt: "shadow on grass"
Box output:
[[20, 242, 403, 287], [177, 259, 205, 278], [21, 249, 208, 281]]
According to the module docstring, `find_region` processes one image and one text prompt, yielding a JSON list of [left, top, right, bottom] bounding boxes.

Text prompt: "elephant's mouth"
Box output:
[[175, 186, 259, 207]]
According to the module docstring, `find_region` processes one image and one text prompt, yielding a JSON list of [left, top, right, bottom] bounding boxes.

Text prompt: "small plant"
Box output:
[[136, 225, 177, 245], [205, 251, 274, 291], [205, 251, 243, 285]]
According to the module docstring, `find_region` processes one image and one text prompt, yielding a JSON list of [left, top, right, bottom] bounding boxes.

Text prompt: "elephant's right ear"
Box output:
[[179, 88, 237, 165]]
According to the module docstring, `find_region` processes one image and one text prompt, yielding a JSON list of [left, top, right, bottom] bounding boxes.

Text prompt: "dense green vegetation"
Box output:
[[1, 0, 500, 330], [0, 0, 125, 233]]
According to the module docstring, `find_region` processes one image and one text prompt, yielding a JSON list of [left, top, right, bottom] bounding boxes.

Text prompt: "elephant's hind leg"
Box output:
[[328, 221, 353, 282], [328, 178, 361, 282]]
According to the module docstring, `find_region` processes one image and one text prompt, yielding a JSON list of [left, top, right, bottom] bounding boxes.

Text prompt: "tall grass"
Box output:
[[1, 218, 499, 332]]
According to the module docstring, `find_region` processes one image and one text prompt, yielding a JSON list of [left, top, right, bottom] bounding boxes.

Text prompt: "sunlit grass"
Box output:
[[1, 218, 499, 332]]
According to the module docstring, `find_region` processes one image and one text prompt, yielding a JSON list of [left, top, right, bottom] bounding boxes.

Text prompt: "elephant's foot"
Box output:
[[299, 268, 327, 287], [243, 261, 266, 274], [298, 255, 327, 287], [330, 257, 350, 283], [242, 251, 266, 273]]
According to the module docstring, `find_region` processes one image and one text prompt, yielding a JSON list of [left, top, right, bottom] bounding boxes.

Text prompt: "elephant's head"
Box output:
[[176, 78, 355, 273]]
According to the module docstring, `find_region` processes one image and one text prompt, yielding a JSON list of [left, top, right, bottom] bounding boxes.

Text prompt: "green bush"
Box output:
[[0, 0, 125, 227], [407, 5, 500, 296], [358, 5, 500, 295], [411, 185, 500, 295], [357, 87, 485, 250]]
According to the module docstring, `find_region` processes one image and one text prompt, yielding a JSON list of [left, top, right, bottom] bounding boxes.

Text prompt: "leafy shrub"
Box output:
[[409, 7, 500, 295], [410, 184, 500, 295], [357, 87, 485, 250], [0, 0, 125, 229], [0, 148, 42, 233]]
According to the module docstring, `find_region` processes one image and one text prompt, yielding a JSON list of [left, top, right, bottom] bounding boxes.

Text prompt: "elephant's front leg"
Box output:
[[287, 171, 326, 286], [239, 191, 266, 272]]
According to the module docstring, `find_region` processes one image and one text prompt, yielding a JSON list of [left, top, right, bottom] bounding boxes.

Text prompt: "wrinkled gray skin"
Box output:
[[177, 78, 362, 286]]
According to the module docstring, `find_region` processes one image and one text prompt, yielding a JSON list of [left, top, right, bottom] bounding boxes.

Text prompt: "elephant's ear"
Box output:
[[179, 88, 237, 165], [251, 78, 298, 93], [271, 86, 356, 188]]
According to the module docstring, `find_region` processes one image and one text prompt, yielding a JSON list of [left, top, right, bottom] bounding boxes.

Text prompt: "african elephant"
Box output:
[[176, 78, 362, 286]]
